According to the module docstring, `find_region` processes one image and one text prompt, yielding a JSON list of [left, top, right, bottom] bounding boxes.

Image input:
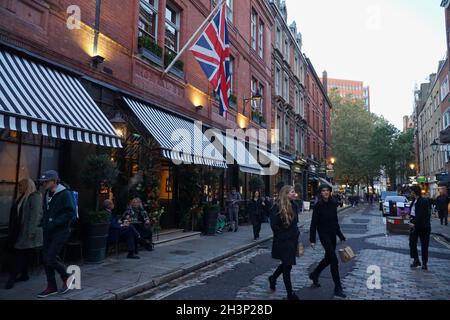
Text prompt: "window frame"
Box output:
[[138, 0, 159, 41], [165, 3, 181, 54], [251, 9, 257, 51]]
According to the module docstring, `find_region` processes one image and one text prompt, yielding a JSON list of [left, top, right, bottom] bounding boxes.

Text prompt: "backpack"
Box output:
[[60, 182, 79, 223]]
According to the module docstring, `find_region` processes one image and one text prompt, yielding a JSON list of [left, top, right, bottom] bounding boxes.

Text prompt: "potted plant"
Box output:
[[81, 154, 119, 264], [149, 207, 165, 239], [202, 203, 220, 235], [138, 35, 163, 66], [249, 176, 264, 194], [164, 50, 184, 78], [229, 94, 237, 108], [83, 210, 111, 264]]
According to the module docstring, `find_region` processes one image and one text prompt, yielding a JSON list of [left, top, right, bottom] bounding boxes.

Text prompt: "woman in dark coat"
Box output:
[[268, 185, 300, 300], [309, 184, 347, 299], [248, 191, 264, 240]]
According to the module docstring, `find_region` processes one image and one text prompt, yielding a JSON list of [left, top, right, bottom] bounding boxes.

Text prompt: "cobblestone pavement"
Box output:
[[132, 205, 450, 300]]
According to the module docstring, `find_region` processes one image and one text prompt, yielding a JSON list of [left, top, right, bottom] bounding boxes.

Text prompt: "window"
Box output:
[[258, 83, 264, 114], [138, 0, 158, 41], [443, 109, 450, 130], [277, 115, 283, 147], [284, 73, 289, 102], [441, 75, 449, 101], [258, 19, 264, 58], [276, 26, 281, 50], [226, 0, 233, 22], [251, 77, 257, 109], [295, 89, 300, 114], [229, 56, 234, 93], [251, 9, 257, 51], [165, 4, 180, 54], [284, 38, 289, 61], [275, 65, 282, 96], [285, 119, 290, 148]]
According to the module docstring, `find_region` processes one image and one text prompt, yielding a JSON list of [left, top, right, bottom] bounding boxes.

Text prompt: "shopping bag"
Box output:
[[338, 245, 355, 263], [296, 242, 305, 257]]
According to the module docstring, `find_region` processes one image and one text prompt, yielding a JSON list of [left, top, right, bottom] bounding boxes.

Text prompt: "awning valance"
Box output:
[[0, 50, 122, 147], [123, 97, 227, 168], [222, 135, 263, 175]]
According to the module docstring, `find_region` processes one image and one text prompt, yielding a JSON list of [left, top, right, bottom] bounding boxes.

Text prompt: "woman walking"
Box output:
[[5, 179, 43, 289], [248, 191, 264, 240], [309, 184, 347, 298], [268, 185, 300, 300]]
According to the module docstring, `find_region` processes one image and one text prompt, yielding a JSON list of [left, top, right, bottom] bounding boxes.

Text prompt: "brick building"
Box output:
[[323, 77, 371, 112]]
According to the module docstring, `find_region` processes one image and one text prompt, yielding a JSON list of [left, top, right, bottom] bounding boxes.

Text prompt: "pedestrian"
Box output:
[[227, 187, 242, 232], [263, 196, 272, 223], [435, 185, 449, 226], [37, 170, 76, 298], [409, 186, 431, 270], [309, 184, 347, 299], [106, 199, 140, 259], [268, 185, 300, 300], [5, 179, 43, 290], [122, 198, 153, 251], [248, 191, 264, 241]]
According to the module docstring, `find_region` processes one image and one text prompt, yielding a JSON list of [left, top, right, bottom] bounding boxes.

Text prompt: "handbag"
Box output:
[[338, 244, 355, 263]]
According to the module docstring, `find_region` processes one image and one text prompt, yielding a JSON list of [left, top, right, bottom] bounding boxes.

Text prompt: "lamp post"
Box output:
[[243, 90, 263, 121]]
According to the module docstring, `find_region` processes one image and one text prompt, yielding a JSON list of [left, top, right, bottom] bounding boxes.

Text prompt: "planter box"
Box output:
[[139, 47, 163, 67], [84, 223, 110, 264], [169, 66, 185, 79]]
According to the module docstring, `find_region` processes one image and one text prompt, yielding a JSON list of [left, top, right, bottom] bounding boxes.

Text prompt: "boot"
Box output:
[[334, 287, 347, 299], [268, 275, 276, 291], [309, 272, 321, 288], [287, 292, 300, 300]]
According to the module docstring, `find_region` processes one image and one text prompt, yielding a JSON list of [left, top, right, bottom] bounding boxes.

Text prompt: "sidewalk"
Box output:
[[0, 207, 346, 300], [431, 216, 450, 242]]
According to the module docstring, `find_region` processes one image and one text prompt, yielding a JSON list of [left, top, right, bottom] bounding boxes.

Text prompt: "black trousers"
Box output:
[[272, 263, 293, 294], [120, 225, 139, 253], [252, 221, 261, 239], [7, 248, 32, 281], [410, 227, 431, 265], [311, 232, 342, 290], [438, 211, 448, 225], [43, 231, 70, 289]]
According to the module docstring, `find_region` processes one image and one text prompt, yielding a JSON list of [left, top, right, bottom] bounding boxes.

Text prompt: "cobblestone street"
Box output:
[[131, 205, 450, 300]]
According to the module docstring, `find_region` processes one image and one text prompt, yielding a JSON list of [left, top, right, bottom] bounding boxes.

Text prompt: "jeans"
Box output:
[[272, 263, 293, 294], [252, 221, 262, 239], [410, 227, 431, 265], [228, 207, 239, 230], [43, 231, 70, 289], [311, 232, 342, 290]]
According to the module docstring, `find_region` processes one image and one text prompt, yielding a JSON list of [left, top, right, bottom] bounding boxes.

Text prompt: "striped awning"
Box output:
[[124, 97, 227, 168], [258, 148, 291, 171], [222, 135, 263, 175], [0, 50, 122, 147]]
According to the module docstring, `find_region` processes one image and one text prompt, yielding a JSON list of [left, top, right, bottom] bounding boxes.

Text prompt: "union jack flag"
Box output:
[[190, 2, 230, 117]]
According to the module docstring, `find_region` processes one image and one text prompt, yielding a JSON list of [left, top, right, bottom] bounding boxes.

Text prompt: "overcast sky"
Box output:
[[285, 0, 447, 129]]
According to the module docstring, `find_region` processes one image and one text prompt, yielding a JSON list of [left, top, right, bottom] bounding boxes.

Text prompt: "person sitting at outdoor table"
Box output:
[[105, 199, 140, 259], [122, 198, 153, 251]]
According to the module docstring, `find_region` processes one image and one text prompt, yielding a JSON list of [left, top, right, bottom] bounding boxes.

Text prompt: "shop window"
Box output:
[[0, 184, 15, 226], [41, 148, 60, 174], [19, 145, 40, 181], [0, 141, 18, 182]]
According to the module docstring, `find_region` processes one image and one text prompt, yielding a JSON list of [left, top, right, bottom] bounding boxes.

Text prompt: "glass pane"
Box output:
[[165, 23, 178, 52], [0, 141, 18, 182], [41, 148, 60, 175], [0, 183, 15, 226], [166, 6, 177, 24], [140, 6, 157, 38], [19, 144, 40, 181]]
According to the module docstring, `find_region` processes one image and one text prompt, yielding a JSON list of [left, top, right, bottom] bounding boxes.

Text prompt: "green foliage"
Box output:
[[164, 51, 184, 71], [330, 88, 415, 190], [249, 176, 264, 193], [229, 94, 237, 105], [138, 35, 163, 57], [85, 210, 110, 225]]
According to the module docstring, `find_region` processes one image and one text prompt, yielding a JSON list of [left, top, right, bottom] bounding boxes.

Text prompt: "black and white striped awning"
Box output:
[[124, 97, 227, 168], [0, 50, 122, 148]]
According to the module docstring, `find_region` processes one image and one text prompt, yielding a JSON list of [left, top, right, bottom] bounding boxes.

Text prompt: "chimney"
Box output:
[[322, 70, 328, 94]]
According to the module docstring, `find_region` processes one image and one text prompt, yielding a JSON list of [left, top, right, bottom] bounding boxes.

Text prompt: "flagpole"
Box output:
[[162, 0, 226, 77]]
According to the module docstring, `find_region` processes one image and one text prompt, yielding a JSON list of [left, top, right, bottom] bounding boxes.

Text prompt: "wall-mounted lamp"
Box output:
[[109, 112, 127, 139], [195, 105, 204, 111], [91, 54, 105, 68], [243, 90, 263, 117]]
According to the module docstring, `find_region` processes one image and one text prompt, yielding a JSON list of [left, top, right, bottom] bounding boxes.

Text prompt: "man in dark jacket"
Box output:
[[309, 184, 347, 299], [37, 170, 76, 298], [409, 186, 431, 270], [435, 185, 449, 226]]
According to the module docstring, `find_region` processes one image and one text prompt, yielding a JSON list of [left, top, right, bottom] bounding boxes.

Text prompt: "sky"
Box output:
[[285, 0, 447, 129]]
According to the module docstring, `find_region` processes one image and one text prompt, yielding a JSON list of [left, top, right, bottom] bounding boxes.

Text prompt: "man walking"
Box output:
[[227, 187, 241, 232], [38, 170, 76, 298], [435, 184, 449, 226], [409, 186, 432, 271]]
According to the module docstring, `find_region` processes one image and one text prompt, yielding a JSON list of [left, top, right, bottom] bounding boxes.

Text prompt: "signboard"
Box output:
[[303, 201, 311, 211], [417, 176, 427, 183]]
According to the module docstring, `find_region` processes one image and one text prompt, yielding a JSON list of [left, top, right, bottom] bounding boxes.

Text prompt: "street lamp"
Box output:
[[330, 157, 336, 165], [409, 163, 415, 171], [430, 138, 440, 152], [243, 90, 263, 118]]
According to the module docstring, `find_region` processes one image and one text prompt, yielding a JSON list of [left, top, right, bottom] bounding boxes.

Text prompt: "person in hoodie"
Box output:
[[37, 170, 76, 298], [309, 184, 347, 299]]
